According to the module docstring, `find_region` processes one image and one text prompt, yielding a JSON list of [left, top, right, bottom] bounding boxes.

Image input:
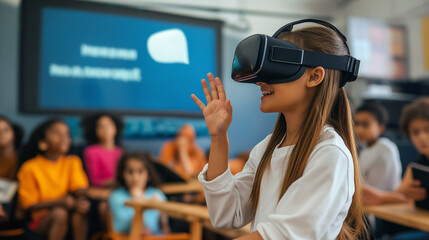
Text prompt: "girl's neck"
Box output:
[[43, 152, 63, 161], [0, 144, 15, 159], [100, 139, 115, 150], [280, 110, 304, 147]]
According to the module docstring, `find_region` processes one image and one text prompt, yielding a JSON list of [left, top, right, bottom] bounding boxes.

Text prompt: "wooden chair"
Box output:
[[102, 210, 190, 240]]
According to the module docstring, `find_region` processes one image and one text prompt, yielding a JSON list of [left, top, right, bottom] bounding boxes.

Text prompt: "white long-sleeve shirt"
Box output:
[[198, 126, 354, 240], [359, 137, 402, 191]]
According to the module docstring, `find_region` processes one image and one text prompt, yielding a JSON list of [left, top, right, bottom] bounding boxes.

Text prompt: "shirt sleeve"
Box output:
[[109, 190, 133, 233], [83, 147, 104, 187], [17, 164, 40, 210], [198, 136, 269, 229], [69, 156, 89, 191], [256, 144, 354, 239]]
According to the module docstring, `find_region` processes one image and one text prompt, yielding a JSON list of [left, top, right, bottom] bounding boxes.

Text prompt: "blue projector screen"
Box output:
[[20, 1, 221, 116]]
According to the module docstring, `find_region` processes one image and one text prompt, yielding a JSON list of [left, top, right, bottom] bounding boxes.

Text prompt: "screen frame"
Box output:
[[19, 0, 222, 117]]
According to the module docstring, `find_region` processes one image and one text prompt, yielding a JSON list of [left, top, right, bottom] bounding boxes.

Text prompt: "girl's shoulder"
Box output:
[[84, 144, 102, 153], [253, 134, 273, 153], [18, 156, 42, 173], [115, 146, 124, 154], [109, 187, 130, 200], [314, 126, 352, 158], [241, 134, 274, 168], [145, 187, 167, 200], [376, 137, 399, 151], [62, 155, 84, 168], [64, 154, 82, 161]]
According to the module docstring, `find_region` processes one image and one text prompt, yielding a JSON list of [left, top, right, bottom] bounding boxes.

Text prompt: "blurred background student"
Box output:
[[0, 116, 23, 181], [397, 97, 428, 202], [355, 102, 403, 236], [388, 97, 429, 240], [355, 102, 402, 192], [81, 113, 124, 229], [381, 97, 429, 240], [18, 119, 90, 240], [81, 113, 124, 188], [0, 116, 24, 236], [159, 124, 206, 180], [361, 98, 429, 239], [109, 152, 169, 236]]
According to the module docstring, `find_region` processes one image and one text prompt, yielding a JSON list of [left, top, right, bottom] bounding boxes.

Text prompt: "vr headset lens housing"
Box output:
[[231, 19, 360, 88], [232, 34, 307, 85]]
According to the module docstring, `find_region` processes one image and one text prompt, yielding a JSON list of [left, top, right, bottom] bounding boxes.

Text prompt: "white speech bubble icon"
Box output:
[[147, 29, 189, 64]]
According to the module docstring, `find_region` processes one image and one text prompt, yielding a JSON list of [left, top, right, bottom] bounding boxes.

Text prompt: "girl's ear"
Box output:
[[38, 140, 48, 151], [306, 66, 325, 88]]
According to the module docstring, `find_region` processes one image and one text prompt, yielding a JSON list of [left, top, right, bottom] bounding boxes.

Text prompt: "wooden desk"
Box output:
[[125, 199, 250, 240], [159, 179, 204, 195], [364, 202, 429, 232], [87, 187, 111, 200], [86, 179, 204, 201]]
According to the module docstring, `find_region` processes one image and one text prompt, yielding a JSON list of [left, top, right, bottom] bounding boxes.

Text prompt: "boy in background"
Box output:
[[355, 102, 402, 191]]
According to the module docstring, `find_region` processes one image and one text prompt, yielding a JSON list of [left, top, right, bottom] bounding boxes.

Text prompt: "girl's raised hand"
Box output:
[[191, 73, 232, 137]]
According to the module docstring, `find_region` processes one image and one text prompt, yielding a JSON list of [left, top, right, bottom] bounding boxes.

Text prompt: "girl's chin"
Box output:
[[259, 106, 275, 113]]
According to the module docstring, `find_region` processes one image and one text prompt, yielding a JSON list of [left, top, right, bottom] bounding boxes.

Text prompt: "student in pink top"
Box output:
[[80, 113, 124, 229]]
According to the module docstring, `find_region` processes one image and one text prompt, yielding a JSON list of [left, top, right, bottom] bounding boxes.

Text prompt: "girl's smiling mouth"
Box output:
[[262, 90, 274, 96]]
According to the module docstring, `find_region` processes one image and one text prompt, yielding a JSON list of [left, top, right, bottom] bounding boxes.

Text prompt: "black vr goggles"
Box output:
[[231, 19, 360, 88]]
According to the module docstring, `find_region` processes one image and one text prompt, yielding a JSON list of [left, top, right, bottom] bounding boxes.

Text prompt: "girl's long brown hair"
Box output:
[[249, 26, 368, 239]]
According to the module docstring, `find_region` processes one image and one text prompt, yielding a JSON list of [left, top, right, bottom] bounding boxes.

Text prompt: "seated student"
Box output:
[[109, 152, 169, 235], [81, 113, 124, 188], [80, 113, 124, 228], [397, 97, 428, 201], [355, 102, 402, 191], [0, 116, 24, 231], [362, 98, 429, 239], [18, 119, 90, 240], [389, 97, 429, 240], [159, 124, 206, 180], [0, 116, 23, 181]]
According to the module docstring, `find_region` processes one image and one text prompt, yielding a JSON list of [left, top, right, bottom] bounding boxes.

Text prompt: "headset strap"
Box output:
[[271, 46, 360, 86], [272, 18, 350, 54]]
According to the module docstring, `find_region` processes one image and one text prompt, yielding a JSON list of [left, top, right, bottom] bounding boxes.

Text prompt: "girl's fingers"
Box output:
[[201, 79, 212, 103], [207, 73, 219, 100], [226, 99, 232, 113], [215, 77, 227, 101], [191, 94, 206, 111]]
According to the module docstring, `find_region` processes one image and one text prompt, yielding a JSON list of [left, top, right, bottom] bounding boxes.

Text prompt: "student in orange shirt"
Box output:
[[18, 119, 90, 240], [159, 124, 206, 180]]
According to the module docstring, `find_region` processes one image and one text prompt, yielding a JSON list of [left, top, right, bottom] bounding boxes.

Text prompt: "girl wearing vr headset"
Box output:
[[191, 20, 367, 239]]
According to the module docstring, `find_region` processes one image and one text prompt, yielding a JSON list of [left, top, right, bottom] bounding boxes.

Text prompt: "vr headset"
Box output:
[[231, 19, 360, 88]]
